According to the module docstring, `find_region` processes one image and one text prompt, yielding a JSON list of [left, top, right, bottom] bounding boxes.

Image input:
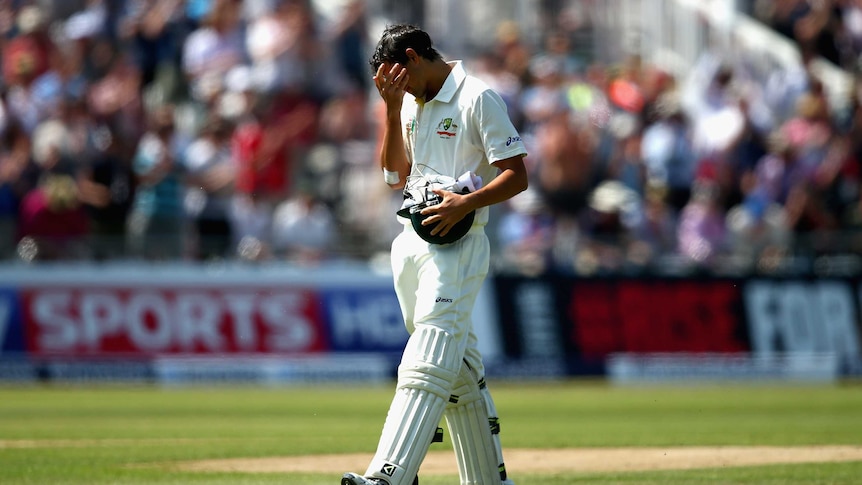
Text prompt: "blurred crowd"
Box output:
[[490, 0, 862, 276], [2, 0, 862, 277], [750, 0, 862, 74], [1, 0, 374, 264]]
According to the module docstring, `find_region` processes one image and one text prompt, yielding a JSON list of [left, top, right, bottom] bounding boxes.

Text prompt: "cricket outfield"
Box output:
[[2, 382, 861, 484]]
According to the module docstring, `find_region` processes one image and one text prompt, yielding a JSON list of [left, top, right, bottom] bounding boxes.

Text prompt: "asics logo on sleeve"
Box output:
[[435, 297, 453, 303], [506, 136, 522, 146]]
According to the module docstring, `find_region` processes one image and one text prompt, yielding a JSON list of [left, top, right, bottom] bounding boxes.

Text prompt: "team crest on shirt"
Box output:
[[436, 117, 458, 138]]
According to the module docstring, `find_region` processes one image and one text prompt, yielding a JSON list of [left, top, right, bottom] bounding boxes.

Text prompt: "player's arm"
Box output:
[[377, 106, 410, 190], [436, 155, 528, 213], [463, 156, 528, 208], [423, 155, 528, 236], [374, 63, 411, 190]]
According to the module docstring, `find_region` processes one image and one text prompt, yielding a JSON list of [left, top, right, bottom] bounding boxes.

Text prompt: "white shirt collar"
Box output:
[[428, 60, 465, 104]]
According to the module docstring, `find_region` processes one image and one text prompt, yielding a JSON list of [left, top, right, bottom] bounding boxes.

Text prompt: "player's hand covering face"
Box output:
[[374, 62, 409, 102]]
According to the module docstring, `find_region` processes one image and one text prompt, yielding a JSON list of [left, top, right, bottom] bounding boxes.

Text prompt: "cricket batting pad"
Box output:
[[480, 378, 513, 484], [444, 363, 502, 485], [365, 326, 462, 485]]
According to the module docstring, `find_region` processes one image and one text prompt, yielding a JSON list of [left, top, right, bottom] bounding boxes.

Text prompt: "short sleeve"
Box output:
[[475, 89, 527, 163]]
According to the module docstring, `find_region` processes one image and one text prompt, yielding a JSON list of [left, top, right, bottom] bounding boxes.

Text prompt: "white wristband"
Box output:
[[383, 168, 400, 184]]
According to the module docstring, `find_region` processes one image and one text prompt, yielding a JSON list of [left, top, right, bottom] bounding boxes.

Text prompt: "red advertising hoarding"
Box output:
[[21, 286, 327, 356], [569, 280, 747, 357]]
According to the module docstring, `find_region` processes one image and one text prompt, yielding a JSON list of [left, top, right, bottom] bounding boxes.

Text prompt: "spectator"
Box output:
[[119, 0, 189, 101], [245, 0, 339, 98], [533, 112, 600, 218], [77, 124, 135, 260], [127, 105, 187, 260], [792, 0, 843, 67], [606, 55, 648, 115], [677, 178, 728, 267], [684, 62, 747, 164], [839, 0, 862, 70], [578, 180, 643, 274], [496, 187, 556, 275], [520, 55, 569, 134], [18, 173, 90, 261], [533, 29, 584, 80], [565, 62, 612, 128], [271, 183, 335, 263], [326, 0, 371, 92], [780, 91, 834, 168], [0, 122, 36, 258], [630, 185, 679, 268], [245, 0, 302, 94], [182, 0, 245, 105], [493, 20, 533, 85], [183, 114, 236, 260], [63, 0, 109, 42], [84, 37, 146, 144], [605, 119, 647, 196], [3, 6, 51, 85], [226, 61, 319, 258], [227, 74, 276, 258], [641, 90, 696, 211], [3, 6, 56, 135], [30, 117, 76, 177], [725, 199, 791, 271]]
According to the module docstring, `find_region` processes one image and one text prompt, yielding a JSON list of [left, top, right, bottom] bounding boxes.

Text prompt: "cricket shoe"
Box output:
[[340, 472, 389, 485], [341, 472, 422, 485]]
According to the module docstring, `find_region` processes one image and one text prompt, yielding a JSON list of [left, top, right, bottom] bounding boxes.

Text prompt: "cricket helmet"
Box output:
[[397, 171, 481, 245]]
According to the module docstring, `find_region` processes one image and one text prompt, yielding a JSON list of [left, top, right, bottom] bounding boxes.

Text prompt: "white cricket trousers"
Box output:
[[391, 223, 490, 375]]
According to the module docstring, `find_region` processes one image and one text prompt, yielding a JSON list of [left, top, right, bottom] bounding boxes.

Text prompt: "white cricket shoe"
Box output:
[[341, 472, 389, 485]]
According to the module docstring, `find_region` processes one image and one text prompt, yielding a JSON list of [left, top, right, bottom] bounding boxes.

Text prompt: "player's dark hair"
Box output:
[[369, 24, 441, 73]]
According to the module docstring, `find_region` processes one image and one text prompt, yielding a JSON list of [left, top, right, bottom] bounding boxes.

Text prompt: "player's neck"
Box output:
[[421, 59, 452, 102]]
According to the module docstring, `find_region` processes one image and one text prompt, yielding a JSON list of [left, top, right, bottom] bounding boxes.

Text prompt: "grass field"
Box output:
[[1, 380, 861, 484]]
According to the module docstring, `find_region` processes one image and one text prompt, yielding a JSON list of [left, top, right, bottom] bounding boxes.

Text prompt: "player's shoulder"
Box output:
[[461, 73, 494, 96], [459, 75, 508, 112]]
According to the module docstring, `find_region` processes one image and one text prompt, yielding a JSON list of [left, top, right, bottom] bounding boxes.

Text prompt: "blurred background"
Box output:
[[0, 0, 860, 385]]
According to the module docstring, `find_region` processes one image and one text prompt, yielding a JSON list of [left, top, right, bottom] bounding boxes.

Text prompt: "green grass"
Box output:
[[1, 381, 861, 484]]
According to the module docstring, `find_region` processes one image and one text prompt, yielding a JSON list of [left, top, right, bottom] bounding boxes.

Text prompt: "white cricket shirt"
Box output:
[[400, 61, 527, 226]]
